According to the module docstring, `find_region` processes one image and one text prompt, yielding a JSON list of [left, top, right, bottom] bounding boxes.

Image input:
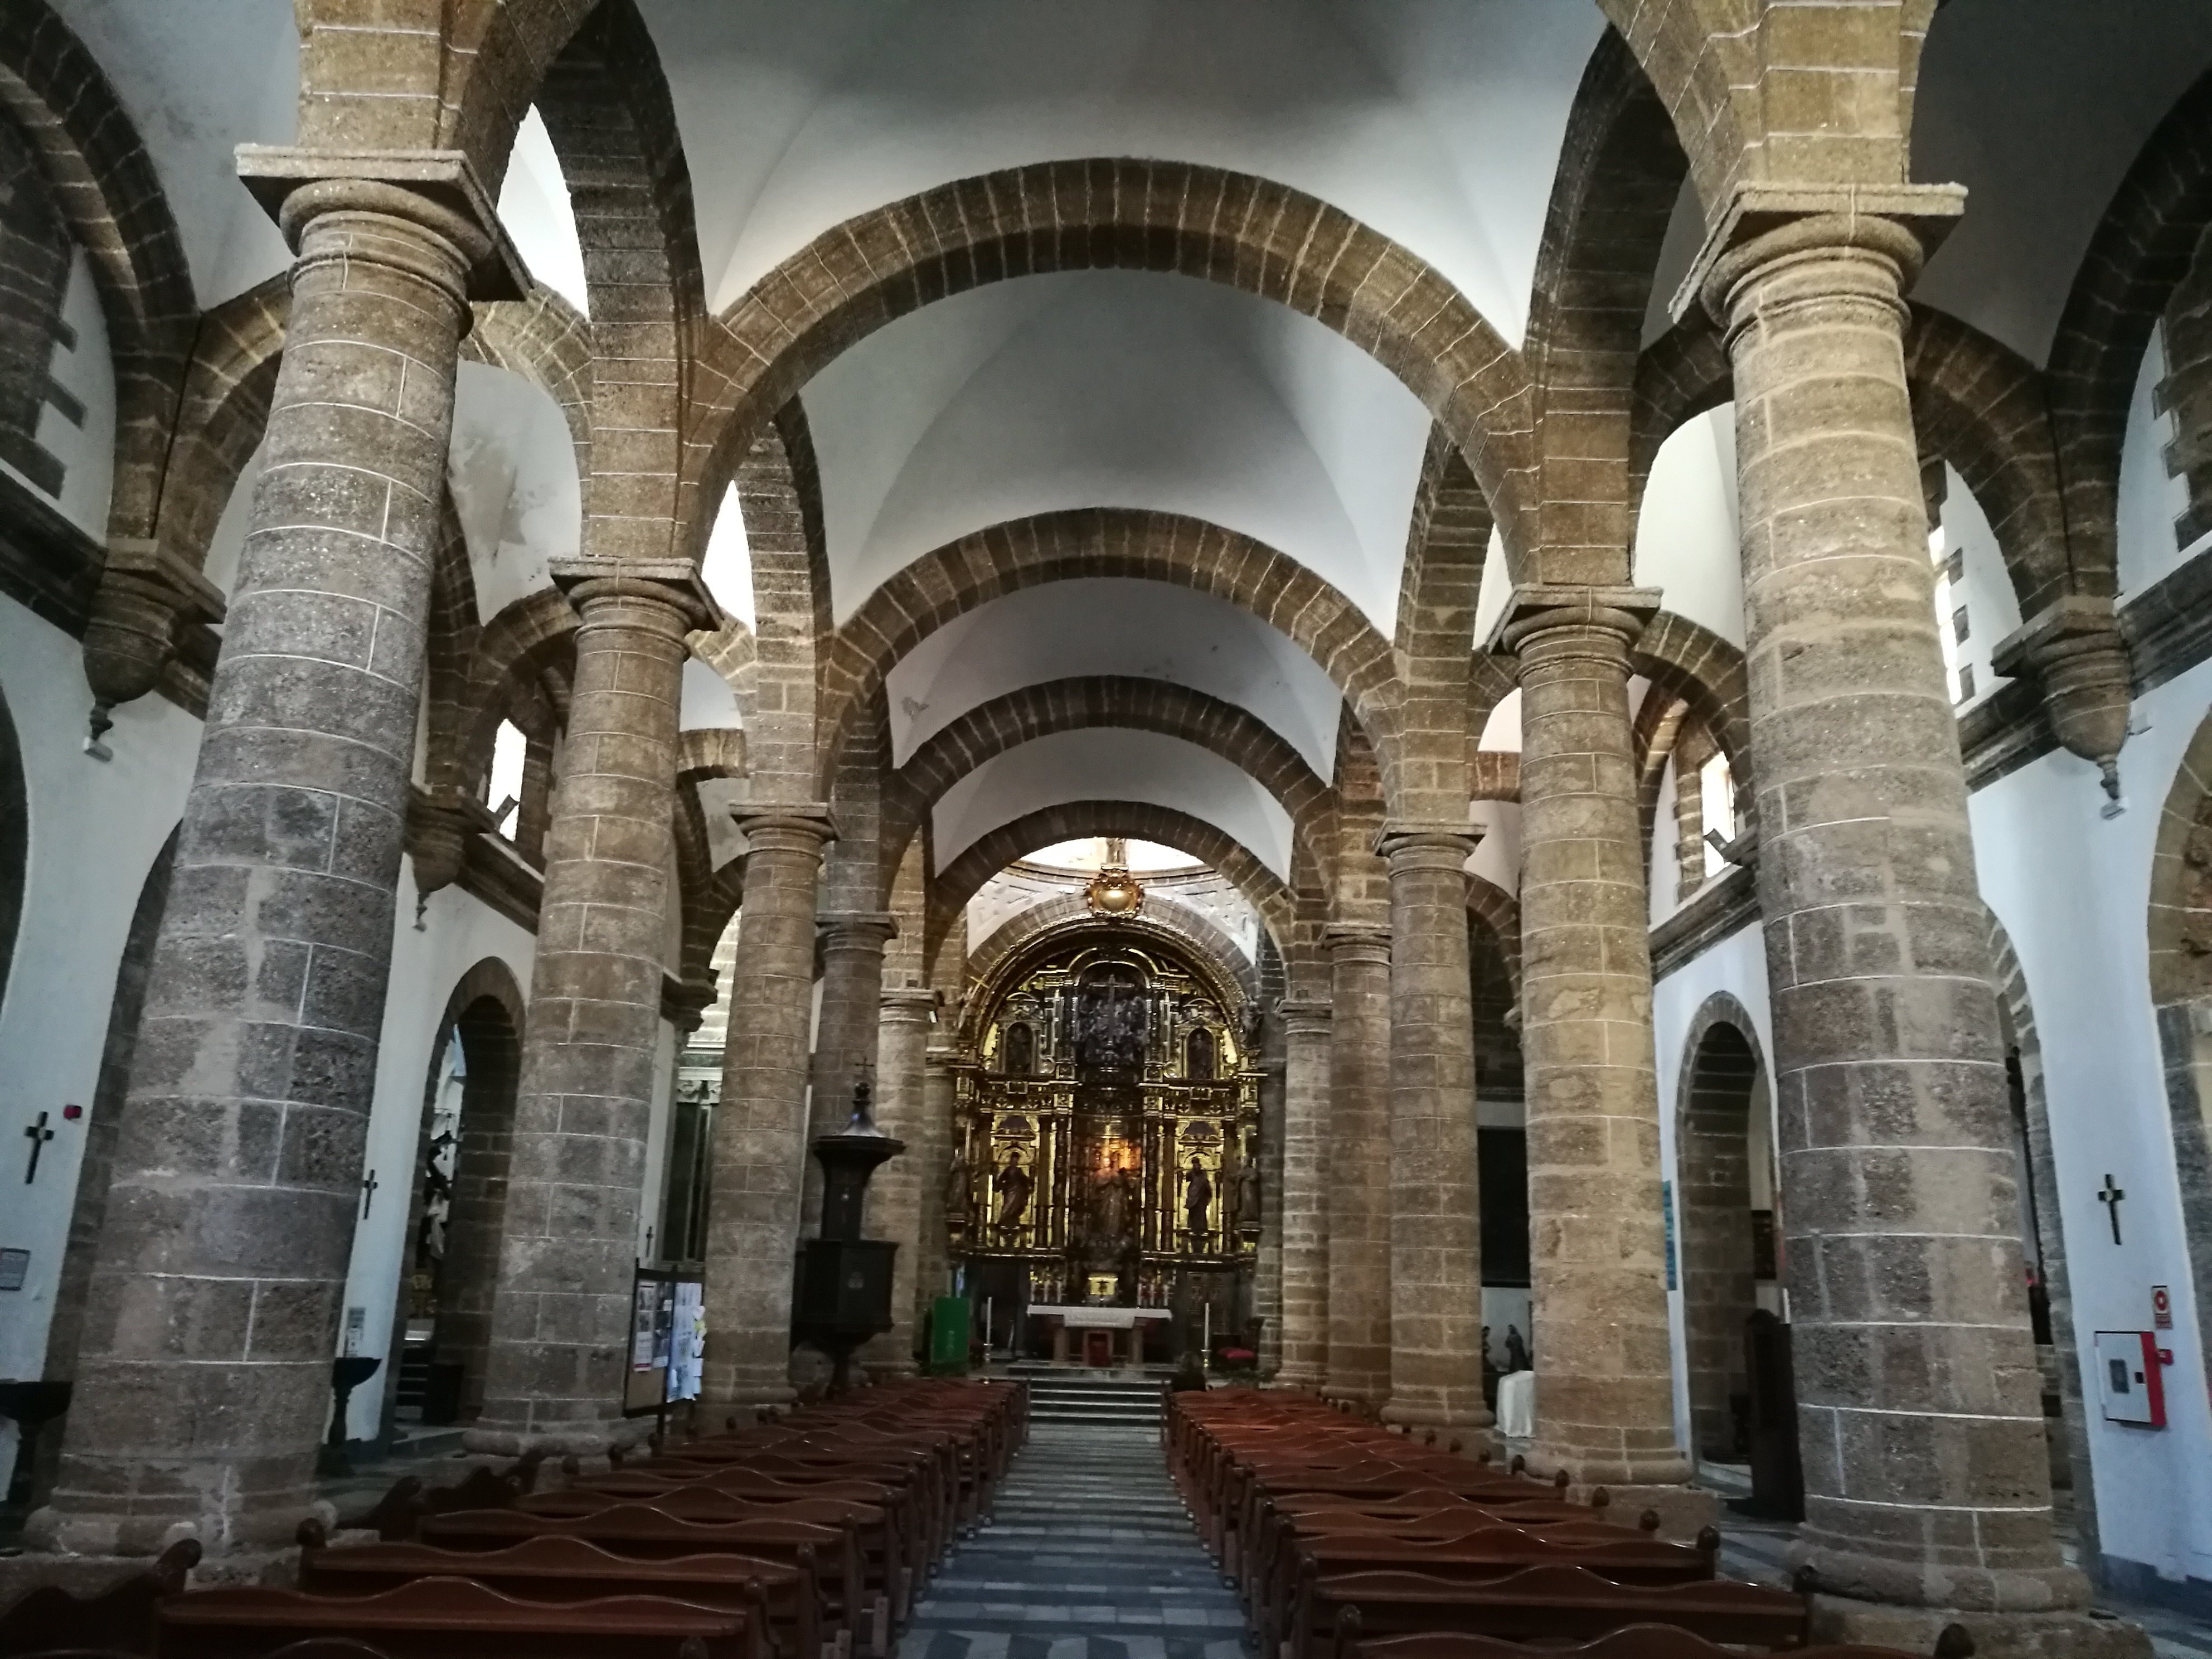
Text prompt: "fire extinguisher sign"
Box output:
[[2152, 1285, 2173, 1330]]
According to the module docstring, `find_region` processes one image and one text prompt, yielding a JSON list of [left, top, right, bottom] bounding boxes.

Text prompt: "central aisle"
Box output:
[[899, 1417, 1249, 1659]]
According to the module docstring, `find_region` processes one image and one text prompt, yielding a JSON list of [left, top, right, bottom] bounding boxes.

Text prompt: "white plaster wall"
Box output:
[[1650, 923, 1775, 1460], [0, 599, 201, 1390], [1648, 760, 1681, 927], [932, 729, 1297, 882], [448, 361, 582, 623], [1971, 683, 2212, 1586], [701, 484, 758, 632], [680, 659, 743, 731], [886, 580, 1343, 779], [337, 861, 537, 1440], [1937, 464, 2021, 711], [53, 0, 297, 307], [802, 273, 1430, 634], [496, 106, 589, 317], [1634, 406, 1744, 650], [640, 0, 1602, 341]]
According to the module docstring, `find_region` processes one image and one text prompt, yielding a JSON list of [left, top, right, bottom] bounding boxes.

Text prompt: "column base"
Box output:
[[1809, 1597, 2148, 1659], [461, 1419, 648, 1462], [0, 1539, 300, 1603], [1380, 1394, 1495, 1435], [1561, 1482, 1718, 1545]]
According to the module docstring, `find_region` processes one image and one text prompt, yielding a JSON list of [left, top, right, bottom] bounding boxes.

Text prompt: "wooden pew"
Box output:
[[154, 1576, 755, 1659], [0, 1537, 197, 1658], [298, 1529, 813, 1659], [1346, 1622, 1956, 1659], [1291, 1565, 1809, 1659], [418, 1504, 858, 1658]]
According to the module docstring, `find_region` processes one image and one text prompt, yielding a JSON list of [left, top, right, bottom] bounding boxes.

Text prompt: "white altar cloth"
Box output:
[[1495, 1368, 1535, 1438], [1027, 1304, 1174, 1329]]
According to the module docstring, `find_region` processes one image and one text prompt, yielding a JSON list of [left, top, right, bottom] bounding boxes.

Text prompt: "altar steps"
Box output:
[[1011, 1367, 1167, 1427]]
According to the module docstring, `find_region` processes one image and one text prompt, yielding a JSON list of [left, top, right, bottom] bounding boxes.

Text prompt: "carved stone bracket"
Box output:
[[79, 537, 226, 758], [1992, 594, 2133, 811]]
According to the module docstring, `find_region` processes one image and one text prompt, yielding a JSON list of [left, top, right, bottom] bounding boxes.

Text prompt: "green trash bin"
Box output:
[[929, 1296, 971, 1375]]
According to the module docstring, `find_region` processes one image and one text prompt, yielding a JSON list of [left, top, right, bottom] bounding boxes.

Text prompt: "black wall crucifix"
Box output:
[[21, 1112, 54, 1183], [2096, 1173, 2126, 1245], [360, 1168, 380, 1219]]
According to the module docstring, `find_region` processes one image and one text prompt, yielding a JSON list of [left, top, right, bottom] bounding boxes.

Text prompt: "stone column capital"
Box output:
[[237, 145, 526, 302], [1321, 922, 1392, 966], [734, 806, 836, 857], [552, 561, 719, 636], [1376, 825, 1479, 871], [1488, 585, 1661, 659], [1275, 996, 1334, 1035], [1679, 181, 1966, 334], [819, 910, 900, 953], [880, 987, 940, 1023]]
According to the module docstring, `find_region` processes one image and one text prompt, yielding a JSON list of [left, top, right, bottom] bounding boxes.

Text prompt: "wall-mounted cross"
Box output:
[[2097, 1173, 2126, 1245], [360, 1168, 380, 1219], [22, 1112, 54, 1183]]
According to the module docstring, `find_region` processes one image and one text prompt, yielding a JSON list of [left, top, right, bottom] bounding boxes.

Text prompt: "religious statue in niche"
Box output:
[[1002, 1021, 1034, 1077], [1076, 969, 1148, 1068], [992, 1151, 1034, 1236], [1240, 1001, 1263, 1054], [944, 1145, 972, 1229], [1230, 1153, 1260, 1235], [1085, 1164, 1138, 1248], [1185, 1027, 1215, 1080], [1181, 1156, 1214, 1240]]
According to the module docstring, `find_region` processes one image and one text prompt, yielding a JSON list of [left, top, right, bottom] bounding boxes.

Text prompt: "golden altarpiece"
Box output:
[[944, 869, 1262, 1355]]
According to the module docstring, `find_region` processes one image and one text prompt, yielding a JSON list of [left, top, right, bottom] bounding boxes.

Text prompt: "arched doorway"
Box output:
[[1675, 996, 1774, 1467], [392, 961, 525, 1425]]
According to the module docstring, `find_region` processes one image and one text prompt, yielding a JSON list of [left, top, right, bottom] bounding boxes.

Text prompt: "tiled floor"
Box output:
[[898, 1419, 1249, 1659]]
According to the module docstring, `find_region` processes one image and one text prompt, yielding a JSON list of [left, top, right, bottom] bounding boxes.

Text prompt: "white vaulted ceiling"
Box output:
[[635, 0, 1602, 342]]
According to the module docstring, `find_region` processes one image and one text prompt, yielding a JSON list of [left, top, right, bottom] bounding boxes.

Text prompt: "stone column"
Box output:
[[1379, 828, 1491, 1430], [1274, 997, 1333, 1388], [1497, 586, 1690, 1495], [1321, 924, 1392, 1406], [29, 154, 515, 1564], [914, 1044, 960, 1347], [862, 988, 937, 1376], [701, 809, 832, 1409], [802, 913, 899, 1230], [468, 567, 709, 1457], [1694, 190, 2106, 1646], [1253, 1051, 1286, 1378]]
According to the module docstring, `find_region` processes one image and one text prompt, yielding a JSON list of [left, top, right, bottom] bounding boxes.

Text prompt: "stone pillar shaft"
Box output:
[[1254, 1052, 1286, 1378], [470, 573, 702, 1456], [1274, 998, 1333, 1388], [34, 176, 492, 1560], [915, 1047, 958, 1343], [1380, 831, 1489, 1428], [1322, 925, 1392, 1405], [1706, 210, 2080, 1614], [863, 989, 936, 1375], [802, 913, 898, 1231], [1505, 589, 1685, 1486], [701, 811, 832, 1408]]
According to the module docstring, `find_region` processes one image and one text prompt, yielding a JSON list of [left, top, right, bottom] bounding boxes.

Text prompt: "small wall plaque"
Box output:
[[0, 1248, 28, 1291]]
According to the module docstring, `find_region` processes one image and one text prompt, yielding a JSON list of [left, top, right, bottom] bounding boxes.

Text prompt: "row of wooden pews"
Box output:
[[0, 1376, 1025, 1659], [1164, 1390, 1971, 1659]]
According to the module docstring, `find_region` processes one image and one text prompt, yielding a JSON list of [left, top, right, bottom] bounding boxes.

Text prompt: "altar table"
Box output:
[[1026, 1304, 1173, 1367]]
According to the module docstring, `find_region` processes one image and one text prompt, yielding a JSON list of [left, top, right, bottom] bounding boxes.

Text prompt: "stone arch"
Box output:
[[1673, 989, 1769, 1466], [1393, 430, 1490, 824], [455, 586, 578, 795], [1629, 317, 1733, 524], [1585, 2, 1749, 219], [964, 901, 1261, 1045], [416, 957, 528, 1422], [1525, 27, 1690, 575], [535, 0, 697, 557], [686, 160, 1534, 571], [147, 281, 286, 583], [40, 822, 177, 1463], [928, 800, 1298, 983], [818, 509, 1401, 806], [1464, 873, 1522, 1003], [2144, 706, 2212, 1484], [1634, 612, 1750, 783], [0, 0, 197, 548], [0, 677, 22, 1013], [727, 404, 829, 807], [467, 286, 593, 481], [2046, 66, 2212, 589], [882, 676, 1337, 903], [1981, 906, 2101, 1562]]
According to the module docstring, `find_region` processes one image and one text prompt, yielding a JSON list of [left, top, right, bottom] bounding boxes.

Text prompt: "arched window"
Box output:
[[1003, 1022, 1034, 1076], [1186, 1027, 1215, 1081]]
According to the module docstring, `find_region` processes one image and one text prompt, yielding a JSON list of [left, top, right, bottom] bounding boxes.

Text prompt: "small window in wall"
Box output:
[[487, 719, 525, 840], [1699, 753, 1734, 877]]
